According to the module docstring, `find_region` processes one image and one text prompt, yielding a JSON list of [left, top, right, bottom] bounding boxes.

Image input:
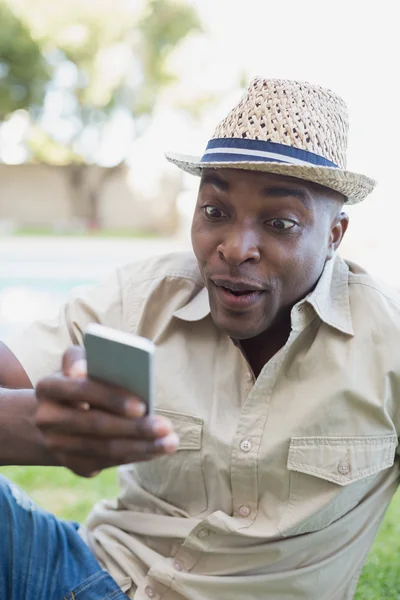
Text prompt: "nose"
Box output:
[[217, 227, 261, 267]]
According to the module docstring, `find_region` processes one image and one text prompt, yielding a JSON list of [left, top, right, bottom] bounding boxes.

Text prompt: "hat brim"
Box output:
[[165, 153, 376, 205]]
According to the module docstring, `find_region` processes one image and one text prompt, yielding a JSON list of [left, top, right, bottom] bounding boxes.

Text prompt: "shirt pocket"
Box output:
[[133, 409, 207, 515], [278, 434, 397, 537]]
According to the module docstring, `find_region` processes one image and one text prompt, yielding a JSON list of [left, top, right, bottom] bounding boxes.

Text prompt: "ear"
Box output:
[[326, 212, 349, 260]]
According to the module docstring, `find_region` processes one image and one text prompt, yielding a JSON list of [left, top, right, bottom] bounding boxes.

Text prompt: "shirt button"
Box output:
[[338, 461, 350, 475], [240, 439, 252, 452], [197, 528, 210, 539], [173, 559, 184, 571], [239, 504, 251, 517], [145, 586, 156, 598], [246, 371, 253, 382]]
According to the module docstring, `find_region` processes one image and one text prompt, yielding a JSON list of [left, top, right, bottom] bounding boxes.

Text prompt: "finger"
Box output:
[[43, 432, 179, 462], [53, 454, 107, 478], [62, 346, 87, 378], [36, 401, 173, 439], [62, 346, 88, 411], [55, 454, 156, 478], [36, 374, 146, 418]]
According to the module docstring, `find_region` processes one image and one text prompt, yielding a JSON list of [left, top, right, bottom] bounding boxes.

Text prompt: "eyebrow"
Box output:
[[200, 173, 229, 192], [200, 174, 312, 208], [260, 186, 311, 208]]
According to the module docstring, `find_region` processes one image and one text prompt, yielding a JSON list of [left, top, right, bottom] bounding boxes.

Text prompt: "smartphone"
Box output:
[[84, 323, 155, 415]]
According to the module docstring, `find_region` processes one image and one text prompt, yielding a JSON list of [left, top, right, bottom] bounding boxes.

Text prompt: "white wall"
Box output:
[[0, 163, 181, 234]]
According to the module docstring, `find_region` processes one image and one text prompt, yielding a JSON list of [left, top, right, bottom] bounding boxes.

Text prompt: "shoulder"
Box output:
[[118, 251, 202, 287], [346, 259, 400, 331]]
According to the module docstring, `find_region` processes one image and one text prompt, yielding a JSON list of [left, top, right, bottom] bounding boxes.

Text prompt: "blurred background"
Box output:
[[0, 0, 399, 343]]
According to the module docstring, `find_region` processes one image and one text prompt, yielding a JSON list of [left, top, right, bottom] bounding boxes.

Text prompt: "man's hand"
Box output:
[[35, 345, 179, 477]]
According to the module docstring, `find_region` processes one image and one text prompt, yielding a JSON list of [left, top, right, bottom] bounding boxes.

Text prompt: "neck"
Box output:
[[239, 315, 292, 377]]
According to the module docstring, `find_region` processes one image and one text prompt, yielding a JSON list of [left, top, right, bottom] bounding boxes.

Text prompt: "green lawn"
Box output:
[[1, 466, 399, 598], [1, 465, 118, 522]]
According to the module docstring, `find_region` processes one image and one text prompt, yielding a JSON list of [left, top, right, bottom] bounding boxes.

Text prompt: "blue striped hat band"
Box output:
[[200, 138, 339, 169]]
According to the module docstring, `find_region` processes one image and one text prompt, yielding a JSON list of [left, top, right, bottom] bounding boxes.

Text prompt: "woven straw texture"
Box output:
[[213, 78, 348, 168], [166, 78, 376, 204]]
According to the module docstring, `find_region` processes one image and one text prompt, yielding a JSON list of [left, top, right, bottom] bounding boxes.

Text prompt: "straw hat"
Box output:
[[166, 78, 376, 204]]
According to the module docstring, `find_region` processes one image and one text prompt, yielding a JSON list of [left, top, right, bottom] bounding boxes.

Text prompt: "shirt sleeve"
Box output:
[[5, 269, 123, 386]]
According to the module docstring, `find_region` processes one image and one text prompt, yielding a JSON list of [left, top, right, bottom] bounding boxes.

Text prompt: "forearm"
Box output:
[[0, 389, 58, 466]]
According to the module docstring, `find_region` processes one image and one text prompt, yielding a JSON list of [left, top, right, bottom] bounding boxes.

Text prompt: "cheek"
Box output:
[[291, 253, 321, 281], [191, 219, 218, 263], [279, 241, 327, 296], [268, 226, 321, 271]]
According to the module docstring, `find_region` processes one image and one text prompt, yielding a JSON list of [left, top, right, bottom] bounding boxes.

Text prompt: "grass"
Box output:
[[1, 465, 399, 598], [1, 465, 118, 522], [353, 494, 400, 599]]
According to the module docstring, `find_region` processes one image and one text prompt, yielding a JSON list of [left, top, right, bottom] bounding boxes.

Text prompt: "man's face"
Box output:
[[191, 168, 348, 340]]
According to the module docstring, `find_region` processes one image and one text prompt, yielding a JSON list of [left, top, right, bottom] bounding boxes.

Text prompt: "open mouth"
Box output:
[[221, 286, 262, 297], [211, 281, 265, 310]]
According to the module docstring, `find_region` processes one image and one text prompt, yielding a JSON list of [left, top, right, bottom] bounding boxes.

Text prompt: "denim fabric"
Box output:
[[0, 474, 129, 600]]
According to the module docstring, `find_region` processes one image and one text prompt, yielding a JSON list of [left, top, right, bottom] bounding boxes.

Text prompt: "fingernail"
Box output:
[[155, 432, 180, 453], [69, 359, 87, 379], [125, 399, 146, 418], [152, 417, 173, 436]]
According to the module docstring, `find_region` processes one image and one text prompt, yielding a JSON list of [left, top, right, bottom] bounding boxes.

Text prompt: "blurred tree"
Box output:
[[0, 1, 50, 121], [2, 0, 201, 227], [6, 0, 201, 162]]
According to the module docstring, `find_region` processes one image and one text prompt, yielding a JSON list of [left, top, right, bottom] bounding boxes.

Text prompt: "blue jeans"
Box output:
[[0, 474, 130, 600]]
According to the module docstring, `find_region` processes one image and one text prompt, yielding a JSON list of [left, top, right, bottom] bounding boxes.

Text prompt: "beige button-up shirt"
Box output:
[[8, 251, 400, 600]]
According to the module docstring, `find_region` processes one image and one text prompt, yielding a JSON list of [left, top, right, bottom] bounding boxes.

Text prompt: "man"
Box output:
[[0, 77, 398, 600]]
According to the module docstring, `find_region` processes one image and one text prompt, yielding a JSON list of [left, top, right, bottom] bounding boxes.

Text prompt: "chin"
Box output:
[[210, 310, 266, 340]]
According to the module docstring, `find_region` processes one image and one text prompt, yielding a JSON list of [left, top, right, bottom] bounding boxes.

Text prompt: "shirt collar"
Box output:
[[173, 286, 210, 322], [302, 255, 354, 336], [173, 255, 354, 335]]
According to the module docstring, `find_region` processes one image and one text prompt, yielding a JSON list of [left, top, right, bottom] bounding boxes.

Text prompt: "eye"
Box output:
[[202, 205, 228, 220], [266, 218, 296, 230]]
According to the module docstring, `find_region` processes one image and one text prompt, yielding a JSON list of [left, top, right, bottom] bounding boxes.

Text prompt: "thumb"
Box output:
[[62, 345, 87, 378]]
